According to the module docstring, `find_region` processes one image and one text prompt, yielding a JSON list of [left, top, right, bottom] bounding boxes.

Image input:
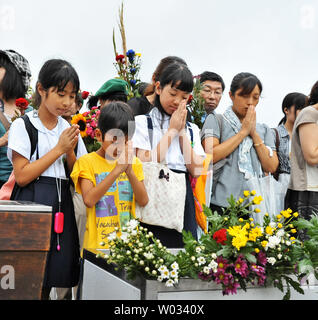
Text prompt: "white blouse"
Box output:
[[7, 110, 87, 179], [132, 107, 205, 172]]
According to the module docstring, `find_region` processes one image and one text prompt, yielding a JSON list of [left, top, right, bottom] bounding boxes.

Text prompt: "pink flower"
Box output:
[[257, 251, 267, 266], [216, 256, 228, 270], [90, 120, 97, 128], [215, 270, 233, 286], [234, 255, 249, 278], [251, 264, 266, 286], [223, 280, 240, 295]]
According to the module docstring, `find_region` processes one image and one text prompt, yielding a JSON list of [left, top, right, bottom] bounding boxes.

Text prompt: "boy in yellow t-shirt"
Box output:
[[71, 102, 148, 250]]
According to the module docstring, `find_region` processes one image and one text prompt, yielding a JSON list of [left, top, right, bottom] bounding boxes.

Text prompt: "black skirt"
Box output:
[[12, 176, 80, 288], [140, 171, 197, 248]]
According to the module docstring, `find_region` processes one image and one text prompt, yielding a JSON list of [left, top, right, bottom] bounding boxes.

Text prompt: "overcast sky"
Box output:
[[1, 0, 317, 127]]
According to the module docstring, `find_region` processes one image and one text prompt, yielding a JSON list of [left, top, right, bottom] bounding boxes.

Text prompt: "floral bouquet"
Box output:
[[187, 76, 206, 129], [100, 219, 181, 286], [114, 49, 142, 99], [71, 106, 101, 153], [98, 191, 318, 299], [179, 191, 318, 299]]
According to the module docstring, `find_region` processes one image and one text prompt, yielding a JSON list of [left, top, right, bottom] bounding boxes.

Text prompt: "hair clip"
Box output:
[[159, 169, 169, 182]]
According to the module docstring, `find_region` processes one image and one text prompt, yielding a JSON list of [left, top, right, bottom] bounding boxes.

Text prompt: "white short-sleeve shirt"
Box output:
[[132, 107, 205, 172], [7, 110, 87, 179]]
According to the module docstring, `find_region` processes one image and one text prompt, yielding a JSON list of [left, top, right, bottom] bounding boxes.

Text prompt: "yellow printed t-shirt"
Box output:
[[71, 152, 144, 250]]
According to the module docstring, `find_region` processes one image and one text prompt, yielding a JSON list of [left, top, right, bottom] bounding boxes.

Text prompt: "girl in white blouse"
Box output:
[[132, 62, 205, 248], [8, 59, 87, 298]]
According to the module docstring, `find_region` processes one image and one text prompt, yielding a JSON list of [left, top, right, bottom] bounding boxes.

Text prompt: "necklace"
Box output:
[[41, 117, 64, 252]]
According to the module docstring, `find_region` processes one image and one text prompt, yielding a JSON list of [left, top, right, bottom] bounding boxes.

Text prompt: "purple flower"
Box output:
[[198, 269, 213, 281], [216, 256, 228, 270], [223, 280, 240, 295], [234, 255, 249, 278], [257, 251, 267, 266], [251, 264, 266, 286], [215, 270, 233, 286]]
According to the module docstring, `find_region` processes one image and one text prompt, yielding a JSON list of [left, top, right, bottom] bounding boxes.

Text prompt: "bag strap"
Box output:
[[146, 114, 153, 149], [0, 111, 11, 132], [145, 114, 194, 148], [215, 113, 223, 143], [273, 128, 280, 153], [21, 114, 39, 159]]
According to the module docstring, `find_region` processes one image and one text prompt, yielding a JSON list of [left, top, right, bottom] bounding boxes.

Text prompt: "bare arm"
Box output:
[[251, 131, 279, 173], [13, 125, 79, 187], [126, 166, 148, 207], [299, 122, 318, 166]]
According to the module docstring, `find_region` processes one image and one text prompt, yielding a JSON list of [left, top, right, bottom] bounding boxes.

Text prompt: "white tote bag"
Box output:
[[135, 162, 186, 233], [246, 174, 286, 225]]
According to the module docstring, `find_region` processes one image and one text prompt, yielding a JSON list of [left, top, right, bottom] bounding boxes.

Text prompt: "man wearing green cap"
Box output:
[[87, 78, 129, 110]]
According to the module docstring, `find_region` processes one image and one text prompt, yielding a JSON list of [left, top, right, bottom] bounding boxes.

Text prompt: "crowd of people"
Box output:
[[1, 49, 318, 299]]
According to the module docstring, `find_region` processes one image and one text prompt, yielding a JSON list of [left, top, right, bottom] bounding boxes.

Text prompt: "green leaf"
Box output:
[[285, 276, 304, 295], [217, 246, 232, 258], [283, 285, 291, 300], [298, 258, 314, 274], [244, 253, 257, 264], [294, 219, 313, 230]]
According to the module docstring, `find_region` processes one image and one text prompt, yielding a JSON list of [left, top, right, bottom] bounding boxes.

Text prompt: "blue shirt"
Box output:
[[0, 100, 33, 182], [271, 124, 290, 174]]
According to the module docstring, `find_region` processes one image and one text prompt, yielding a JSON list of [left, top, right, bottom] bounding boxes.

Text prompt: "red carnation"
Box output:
[[187, 94, 193, 104], [15, 98, 29, 110], [213, 228, 227, 245], [116, 54, 125, 63], [81, 91, 89, 100]]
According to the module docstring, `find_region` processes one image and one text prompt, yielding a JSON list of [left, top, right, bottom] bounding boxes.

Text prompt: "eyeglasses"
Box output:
[[201, 88, 223, 97]]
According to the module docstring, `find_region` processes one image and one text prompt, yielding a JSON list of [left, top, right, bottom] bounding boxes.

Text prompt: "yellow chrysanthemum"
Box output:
[[251, 190, 257, 196], [291, 229, 297, 234], [253, 196, 263, 205], [254, 208, 261, 213], [232, 234, 248, 251], [261, 240, 268, 248], [265, 226, 274, 235], [255, 248, 260, 253], [243, 190, 250, 197], [248, 227, 263, 242], [281, 210, 291, 219], [293, 212, 299, 218], [278, 223, 283, 229]]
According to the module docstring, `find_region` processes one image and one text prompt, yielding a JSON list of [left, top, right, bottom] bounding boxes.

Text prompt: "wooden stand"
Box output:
[[0, 201, 52, 300]]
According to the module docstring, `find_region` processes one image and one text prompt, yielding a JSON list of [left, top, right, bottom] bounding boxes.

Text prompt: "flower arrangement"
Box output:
[[113, 49, 142, 99], [98, 191, 318, 299], [71, 106, 101, 153], [100, 219, 181, 286], [112, 3, 142, 99], [187, 76, 206, 129]]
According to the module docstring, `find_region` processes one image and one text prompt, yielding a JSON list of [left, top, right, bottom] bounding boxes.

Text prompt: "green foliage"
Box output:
[[187, 78, 206, 129]]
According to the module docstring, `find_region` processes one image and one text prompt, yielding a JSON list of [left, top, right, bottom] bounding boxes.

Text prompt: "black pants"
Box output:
[[285, 189, 318, 241], [140, 171, 197, 248]]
